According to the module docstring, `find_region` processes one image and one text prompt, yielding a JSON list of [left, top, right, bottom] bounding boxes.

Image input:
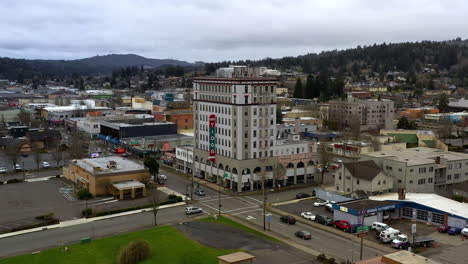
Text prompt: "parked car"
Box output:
[[391, 234, 434, 249], [41, 162, 51, 168], [325, 203, 335, 212], [314, 200, 328, 207], [315, 214, 333, 226], [300, 212, 315, 221], [15, 164, 22, 172], [378, 228, 401, 243], [333, 220, 351, 231], [447, 227, 462, 235], [461, 225, 468, 237], [194, 189, 206, 196], [121, 153, 129, 157], [371, 222, 390, 233], [296, 193, 311, 199], [332, 158, 343, 163], [294, 231, 312, 240], [0, 166, 6, 174], [185, 206, 202, 215], [280, 215, 296, 225], [438, 225, 451, 233]]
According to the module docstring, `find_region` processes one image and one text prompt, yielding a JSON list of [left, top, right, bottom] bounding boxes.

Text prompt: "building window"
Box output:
[[245, 86, 248, 93], [428, 178, 433, 183], [456, 163, 462, 169], [356, 179, 360, 184], [429, 167, 433, 172], [432, 213, 444, 224], [418, 179, 426, 185], [448, 164, 453, 169], [410, 169, 414, 172], [386, 166, 392, 170], [398, 168, 402, 172], [416, 210, 428, 221], [455, 173, 460, 180], [447, 175, 452, 180], [402, 207, 413, 218], [409, 180, 413, 184], [419, 168, 426, 173], [398, 180, 402, 183]]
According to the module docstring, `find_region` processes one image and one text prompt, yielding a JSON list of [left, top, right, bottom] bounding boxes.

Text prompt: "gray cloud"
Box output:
[[0, 0, 467, 62]]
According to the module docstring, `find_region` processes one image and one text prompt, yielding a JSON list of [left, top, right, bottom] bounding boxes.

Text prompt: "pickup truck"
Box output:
[[391, 234, 434, 249]]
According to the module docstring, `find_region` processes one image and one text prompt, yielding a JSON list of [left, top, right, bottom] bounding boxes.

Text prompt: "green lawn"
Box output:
[[0, 226, 236, 264], [201, 216, 280, 242]]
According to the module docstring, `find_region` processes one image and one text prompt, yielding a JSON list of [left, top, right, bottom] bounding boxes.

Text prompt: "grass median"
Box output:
[[0, 226, 237, 264], [201, 215, 280, 242]]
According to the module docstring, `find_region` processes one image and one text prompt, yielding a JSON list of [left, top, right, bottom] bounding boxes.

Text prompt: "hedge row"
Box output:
[[10, 218, 60, 232]]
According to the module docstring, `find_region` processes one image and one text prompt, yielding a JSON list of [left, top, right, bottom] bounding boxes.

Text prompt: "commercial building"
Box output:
[[361, 147, 468, 193], [63, 156, 149, 199], [328, 97, 394, 131], [41, 100, 112, 124], [400, 107, 439, 119], [176, 145, 194, 174], [99, 120, 177, 142], [380, 129, 447, 151], [355, 251, 441, 264]]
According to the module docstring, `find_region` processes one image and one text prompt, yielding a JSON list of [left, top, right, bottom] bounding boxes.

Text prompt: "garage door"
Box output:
[[363, 214, 379, 226]]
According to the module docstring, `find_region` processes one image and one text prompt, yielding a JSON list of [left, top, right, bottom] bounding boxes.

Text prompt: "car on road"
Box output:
[[300, 212, 315, 221], [194, 189, 206, 196], [332, 158, 343, 163], [294, 231, 312, 240], [438, 225, 451, 233], [41, 161, 51, 168], [333, 220, 351, 231], [121, 153, 129, 157], [313, 200, 329, 207], [15, 164, 22, 172], [447, 227, 462, 235], [330, 163, 341, 170], [0, 166, 6, 173], [21, 153, 28, 157], [296, 193, 311, 199], [280, 215, 296, 225], [185, 206, 202, 215], [461, 225, 468, 237], [315, 214, 333, 226]]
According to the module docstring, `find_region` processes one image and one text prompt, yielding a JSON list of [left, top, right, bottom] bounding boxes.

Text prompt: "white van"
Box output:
[[371, 222, 390, 232], [378, 228, 401, 243]]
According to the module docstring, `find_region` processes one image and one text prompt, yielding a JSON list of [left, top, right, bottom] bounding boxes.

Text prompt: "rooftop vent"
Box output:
[[107, 160, 117, 169]]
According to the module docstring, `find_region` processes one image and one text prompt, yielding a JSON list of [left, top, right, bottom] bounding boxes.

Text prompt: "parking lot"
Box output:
[[0, 152, 68, 172], [276, 198, 333, 220]]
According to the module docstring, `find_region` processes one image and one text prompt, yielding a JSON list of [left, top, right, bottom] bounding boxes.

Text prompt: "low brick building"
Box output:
[[63, 156, 150, 199]]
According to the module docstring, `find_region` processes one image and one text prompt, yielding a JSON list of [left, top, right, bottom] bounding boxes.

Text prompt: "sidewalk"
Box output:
[[0, 202, 186, 239]]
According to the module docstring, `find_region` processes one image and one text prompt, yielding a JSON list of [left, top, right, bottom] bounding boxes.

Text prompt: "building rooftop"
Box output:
[[370, 192, 468, 219], [356, 251, 441, 264], [363, 147, 468, 166], [339, 199, 396, 211], [344, 160, 382, 181], [73, 156, 146, 175]]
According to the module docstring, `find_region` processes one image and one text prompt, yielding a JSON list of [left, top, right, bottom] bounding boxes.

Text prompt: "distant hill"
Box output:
[[0, 54, 199, 80]]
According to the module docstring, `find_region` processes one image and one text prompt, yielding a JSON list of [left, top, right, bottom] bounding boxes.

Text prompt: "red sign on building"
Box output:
[[209, 114, 216, 162]]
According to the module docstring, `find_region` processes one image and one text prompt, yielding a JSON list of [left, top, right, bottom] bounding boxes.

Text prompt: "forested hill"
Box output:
[[0, 54, 199, 80], [205, 38, 468, 79]]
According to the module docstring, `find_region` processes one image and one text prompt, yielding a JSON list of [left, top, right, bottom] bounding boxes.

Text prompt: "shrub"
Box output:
[[118, 240, 151, 264], [10, 218, 59, 232], [82, 208, 93, 217], [168, 194, 183, 202], [453, 194, 465, 203], [317, 254, 327, 262], [6, 179, 24, 184], [76, 188, 93, 200], [35, 212, 54, 220]]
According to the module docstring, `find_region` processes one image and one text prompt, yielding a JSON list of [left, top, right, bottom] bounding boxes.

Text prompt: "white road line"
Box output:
[[235, 196, 259, 206], [244, 196, 263, 203], [231, 208, 263, 215], [223, 206, 259, 213], [199, 202, 222, 213], [87, 197, 114, 204], [198, 197, 234, 203], [89, 199, 118, 206]]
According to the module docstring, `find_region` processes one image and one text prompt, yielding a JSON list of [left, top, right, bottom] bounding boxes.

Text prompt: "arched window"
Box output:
[[307, 160, 314, 166], [232, 168, 238, 175], [253, 167, 261, 174], [297, 162, 305, 168], [286, 163, 294, 168]]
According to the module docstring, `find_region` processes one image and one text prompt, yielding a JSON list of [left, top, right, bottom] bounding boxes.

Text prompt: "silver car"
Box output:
[[0, 167, 7, 173], [185, 206, 202, 215]]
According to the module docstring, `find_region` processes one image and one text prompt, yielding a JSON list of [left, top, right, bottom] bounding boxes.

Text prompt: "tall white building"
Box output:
[[193, 72, 278, 192]]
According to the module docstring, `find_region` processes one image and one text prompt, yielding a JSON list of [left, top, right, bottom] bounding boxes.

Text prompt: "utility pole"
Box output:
[[218, 178, 222, 216], [263, 171, 266, 231]]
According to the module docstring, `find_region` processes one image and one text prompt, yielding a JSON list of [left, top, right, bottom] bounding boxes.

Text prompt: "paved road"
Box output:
[[0, 205, 203, 258]]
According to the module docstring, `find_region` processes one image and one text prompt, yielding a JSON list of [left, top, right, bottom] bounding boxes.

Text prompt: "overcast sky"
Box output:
[[1, 0, 467, 62]]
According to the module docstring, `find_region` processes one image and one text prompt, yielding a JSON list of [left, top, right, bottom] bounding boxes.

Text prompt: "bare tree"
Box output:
[[17, 110, 31, 126], [32, 144, 42, 170], [68, 133, 85, 159], [144, 156, 160, 226], [5, 142, 20, 168], [318, 143, 331, 185], [51, 146, 63, 168], [349, 114, 362, 140]]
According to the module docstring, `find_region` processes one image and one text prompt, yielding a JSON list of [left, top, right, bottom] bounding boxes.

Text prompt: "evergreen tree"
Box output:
[[293, 78, 303, 98]]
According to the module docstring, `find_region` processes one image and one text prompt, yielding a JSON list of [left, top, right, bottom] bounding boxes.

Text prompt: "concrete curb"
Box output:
[[268, 206, 396, 255], [0, 202, 186, 239], [271, 197, 316, 206]]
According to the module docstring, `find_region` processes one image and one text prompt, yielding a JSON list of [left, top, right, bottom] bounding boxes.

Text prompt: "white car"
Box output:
[[462, 225, 468, 237], [42, 162, 51, 168], [313, 200, 329, 207], [0, 166, 7, 173], [15, 164, 22, 171], [301, 212, 315, 220], [332, 158, 343, 163]]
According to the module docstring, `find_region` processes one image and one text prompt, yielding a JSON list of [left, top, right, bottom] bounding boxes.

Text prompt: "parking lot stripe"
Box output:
[[223, 206, 259, 213], [199, 202, 223, 213], [244, 196, 263, 203], [236, 196, 259, 206]]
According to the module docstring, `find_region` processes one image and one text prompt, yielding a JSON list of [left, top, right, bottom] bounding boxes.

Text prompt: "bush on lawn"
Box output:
[[0, 181, 4, 185], [35, 212, 54, 220], [76, 188, 93, 200], [6, 178, 24, 184], [118, 240, 151, 264], [10, 218, 59, 232], [168, 194, 183, 202], [82, 208, 93, 217]]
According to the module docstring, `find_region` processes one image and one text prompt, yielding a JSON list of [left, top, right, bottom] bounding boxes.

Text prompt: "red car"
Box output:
[[333, 220, 351, 231], [438, 225, 450, 233]]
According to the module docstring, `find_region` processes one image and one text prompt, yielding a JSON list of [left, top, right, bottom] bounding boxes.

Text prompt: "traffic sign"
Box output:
[[412, 224, 417, 234], [357, 226, 370, 232], [223, 173, 228, 178], [267, 214, 272, 223]]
